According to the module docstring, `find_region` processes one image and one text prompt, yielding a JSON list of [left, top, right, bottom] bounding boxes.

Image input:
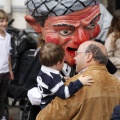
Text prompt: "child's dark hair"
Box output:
[[40, 43, 65, 67], [0, 9, 8, 21]]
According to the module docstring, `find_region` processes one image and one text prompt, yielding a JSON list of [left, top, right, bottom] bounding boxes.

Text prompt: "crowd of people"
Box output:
[[0, 0, 120, 120]]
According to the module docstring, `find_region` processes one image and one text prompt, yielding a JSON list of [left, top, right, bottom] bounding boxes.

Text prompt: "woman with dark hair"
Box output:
[[105, 9, 120, 79]]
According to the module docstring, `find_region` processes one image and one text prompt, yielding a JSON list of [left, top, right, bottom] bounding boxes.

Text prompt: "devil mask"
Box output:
[[25, 0, 101, 66]]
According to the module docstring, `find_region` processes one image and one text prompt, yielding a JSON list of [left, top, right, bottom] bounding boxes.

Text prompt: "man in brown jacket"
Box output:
[[36, 41, 120, 120]]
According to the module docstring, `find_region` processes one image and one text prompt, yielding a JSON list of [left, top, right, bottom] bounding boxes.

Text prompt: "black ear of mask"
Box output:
[[34, 16, 48, 27]]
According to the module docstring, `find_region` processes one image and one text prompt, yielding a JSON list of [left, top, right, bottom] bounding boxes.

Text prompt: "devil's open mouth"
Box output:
[[67, 47, 77, 56]]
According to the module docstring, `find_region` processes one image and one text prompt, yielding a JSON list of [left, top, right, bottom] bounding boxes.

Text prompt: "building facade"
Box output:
[[0, 0, 27, 29]]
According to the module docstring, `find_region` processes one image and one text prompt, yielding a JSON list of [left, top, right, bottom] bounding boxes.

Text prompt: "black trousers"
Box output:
[[29, 104, 41, 120], [0, 72, 9, 118]]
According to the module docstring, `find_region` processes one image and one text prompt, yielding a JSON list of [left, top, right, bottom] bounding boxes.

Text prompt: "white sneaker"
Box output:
[[0, 116, 7, 120]]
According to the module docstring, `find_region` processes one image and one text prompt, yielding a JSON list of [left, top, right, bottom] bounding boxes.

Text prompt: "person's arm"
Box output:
[[53, 79, 83, 99], [105, 33, 115, 57], [37, 73, 93, 99], [9, 55, 14, 80], [50, 74, 93, 99], [37, 73, 82, 99], [105, 34, 120, 68]]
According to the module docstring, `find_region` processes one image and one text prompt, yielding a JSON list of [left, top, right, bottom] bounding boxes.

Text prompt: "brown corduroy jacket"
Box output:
[[36, 64, 120, 120]]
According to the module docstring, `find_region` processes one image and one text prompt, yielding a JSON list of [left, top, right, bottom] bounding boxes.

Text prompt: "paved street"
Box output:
[[9, 107, 20, 120], [7, 98, 20, 120], [6, 98, 30, 120]]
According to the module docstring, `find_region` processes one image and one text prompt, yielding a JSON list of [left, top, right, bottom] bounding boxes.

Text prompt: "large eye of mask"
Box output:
[[59, 29, 74, 36]]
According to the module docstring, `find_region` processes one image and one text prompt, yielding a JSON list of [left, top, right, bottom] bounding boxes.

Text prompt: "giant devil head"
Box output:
[[25, 0, 101, 66]]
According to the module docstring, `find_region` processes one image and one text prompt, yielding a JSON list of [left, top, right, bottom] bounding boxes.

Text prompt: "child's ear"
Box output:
[[24, 15, 42, 33], [56, 61, 61, 67]]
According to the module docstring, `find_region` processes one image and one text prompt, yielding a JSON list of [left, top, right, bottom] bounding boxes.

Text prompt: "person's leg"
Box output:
[[0, 73, 9, 119], [29, 104, 41, 120]]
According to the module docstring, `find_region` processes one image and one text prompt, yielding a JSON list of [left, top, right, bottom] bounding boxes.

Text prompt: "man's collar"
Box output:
[[78, 68, 87, 74]]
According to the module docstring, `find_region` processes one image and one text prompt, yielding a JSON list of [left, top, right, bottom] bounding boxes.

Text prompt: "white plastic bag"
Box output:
[[27, 87, 42, 105]]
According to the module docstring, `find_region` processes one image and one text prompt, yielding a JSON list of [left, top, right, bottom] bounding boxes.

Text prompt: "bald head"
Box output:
[[79, 41, 108, 65]]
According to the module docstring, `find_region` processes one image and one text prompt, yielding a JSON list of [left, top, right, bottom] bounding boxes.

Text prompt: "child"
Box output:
[[37, 43, 94, 109], [0, 9, 14, 120]]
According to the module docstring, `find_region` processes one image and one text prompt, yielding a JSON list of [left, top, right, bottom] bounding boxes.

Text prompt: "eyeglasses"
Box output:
[[75, 51, 88, 56]]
